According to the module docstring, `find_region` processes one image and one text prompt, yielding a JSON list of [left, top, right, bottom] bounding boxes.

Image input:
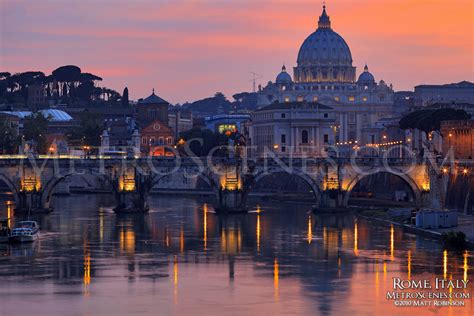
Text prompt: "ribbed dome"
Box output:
[[357, 64, 375, 84], [276, 65, 292, 84], [297, 5, 353, 67]]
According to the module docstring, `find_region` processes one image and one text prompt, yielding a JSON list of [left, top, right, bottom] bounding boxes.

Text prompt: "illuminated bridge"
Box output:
[[0, 156, 467, 213]]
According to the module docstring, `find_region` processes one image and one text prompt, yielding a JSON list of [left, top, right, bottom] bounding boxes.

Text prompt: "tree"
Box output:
[[399, 108, 471, 136], [0, 119, 20, 154], [67, 112, 103, 147], [121, 87, 129, 107], [178, 128, 228, 157], [52, 65, 81, 83], [23, 112, 50, 154]]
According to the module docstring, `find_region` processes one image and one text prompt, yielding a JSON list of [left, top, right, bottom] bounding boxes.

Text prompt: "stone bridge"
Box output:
[[0, 156, 461, 213]]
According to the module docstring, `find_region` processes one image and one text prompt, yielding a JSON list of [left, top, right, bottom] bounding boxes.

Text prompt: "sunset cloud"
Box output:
[[0, 0, 472, 103]]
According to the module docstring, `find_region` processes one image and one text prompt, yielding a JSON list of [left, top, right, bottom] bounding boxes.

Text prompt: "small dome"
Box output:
[[357, 64, 375, 84], [276, 65, 292, 84]]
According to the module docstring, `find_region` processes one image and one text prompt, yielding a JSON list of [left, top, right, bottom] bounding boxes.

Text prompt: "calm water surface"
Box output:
[[0, 195, 472, 316]]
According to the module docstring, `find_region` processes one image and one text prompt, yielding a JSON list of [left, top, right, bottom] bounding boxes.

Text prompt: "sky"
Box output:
[[0, 0, 473, 104]]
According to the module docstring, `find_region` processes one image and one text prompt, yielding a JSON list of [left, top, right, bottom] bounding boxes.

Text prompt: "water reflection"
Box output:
[[0, 195, 471, 315]]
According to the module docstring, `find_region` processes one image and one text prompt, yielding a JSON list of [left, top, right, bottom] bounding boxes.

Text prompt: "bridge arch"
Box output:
[[245, 168, 322, 204], [41, 172, 117, 209], [343, 170, 422, 207], [151, 172, 220, 196], [0, 173, 20, 205]]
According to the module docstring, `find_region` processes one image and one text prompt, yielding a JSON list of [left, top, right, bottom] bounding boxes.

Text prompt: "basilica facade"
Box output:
[[251, 5, 399, 157]]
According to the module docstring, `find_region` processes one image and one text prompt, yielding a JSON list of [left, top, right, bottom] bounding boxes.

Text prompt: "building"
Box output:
[[140, 120, 175, 156], [440, 120, 474, 159], [0, 112, 20, 135], [136, 89, 169, 128], [101, 117, 140, 155], [1, 108, 76, 134], [249, 102, 336, 157], [205, 113, 251, 134], [168, 108, 193, 137], [414, 81, 474, 107], [256, 5, 396, 144]]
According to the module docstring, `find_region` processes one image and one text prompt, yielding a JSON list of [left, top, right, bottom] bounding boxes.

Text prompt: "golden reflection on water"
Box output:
[[273, 258, 279, 301], [256, 214, 261, 251], [6, 202, 12, 229], [119, 227, 135, 256], [390, 224, 394, 261], [444, 249, 448, 279], [375, 260, 379, 301], [464, 251, 469, 282], [173, 255, 178, 304], [99, 209, 104, 242], [221, 226, 241, 255], [180, 226, 184, 253], [407, 250, 411, 280], [353, 221, 358, 256], [83, 238, 91, 296], [307, 215, 312, 244], [203, 204, 208, 249], [165, 228, 170, 248]]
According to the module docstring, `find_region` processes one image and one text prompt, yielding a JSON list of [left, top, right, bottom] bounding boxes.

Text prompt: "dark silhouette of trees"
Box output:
[[0, 65, 119, 106], [399, 108, 471, 136], [0, 119, 20, 154], [23, 112, 50, 154], [122, 87, 129, 107], [67, 112, 103, 147], [178, 128, 229, 157]]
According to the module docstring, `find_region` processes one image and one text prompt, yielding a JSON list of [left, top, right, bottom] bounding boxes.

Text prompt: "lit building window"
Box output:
[[218, 124, 237, 134], [348, 96, 355, 102], [362, 96, 368, 102], [334, 96, 340, 102], [297, 96, 304, 102], [284, 96, 290, 103], [313, 96, 318, 102]]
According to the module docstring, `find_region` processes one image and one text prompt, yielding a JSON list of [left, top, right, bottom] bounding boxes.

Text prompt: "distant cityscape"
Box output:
[[0, 5, 473, 162]]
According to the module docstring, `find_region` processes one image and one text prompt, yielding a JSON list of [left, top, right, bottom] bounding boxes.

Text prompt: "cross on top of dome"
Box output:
[[318, 3, 331, 29]]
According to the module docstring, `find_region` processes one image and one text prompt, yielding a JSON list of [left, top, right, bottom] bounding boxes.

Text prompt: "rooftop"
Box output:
[[138, 89, 169, 105], [415, 81, 474, 89], [1, 109, 73, 122]]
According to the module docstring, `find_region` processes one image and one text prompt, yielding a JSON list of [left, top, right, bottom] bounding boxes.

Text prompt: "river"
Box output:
[[0, 195, 472, 315]]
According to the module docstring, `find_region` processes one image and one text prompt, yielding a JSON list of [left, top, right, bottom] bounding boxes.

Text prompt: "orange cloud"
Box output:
[[1, 0, 472, 103]]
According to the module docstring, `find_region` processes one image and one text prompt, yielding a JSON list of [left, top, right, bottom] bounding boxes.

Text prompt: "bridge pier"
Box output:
[[215, 164, 247, 213], [320, 189, 346, 209], [216, 188, 247, 213], [113, 169, 151, 214], [15, 173, 52, 214], [15, 190, 53, 214]]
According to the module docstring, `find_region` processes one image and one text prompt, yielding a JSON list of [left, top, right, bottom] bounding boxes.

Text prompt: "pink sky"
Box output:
[[0, 0, 473, 104]]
